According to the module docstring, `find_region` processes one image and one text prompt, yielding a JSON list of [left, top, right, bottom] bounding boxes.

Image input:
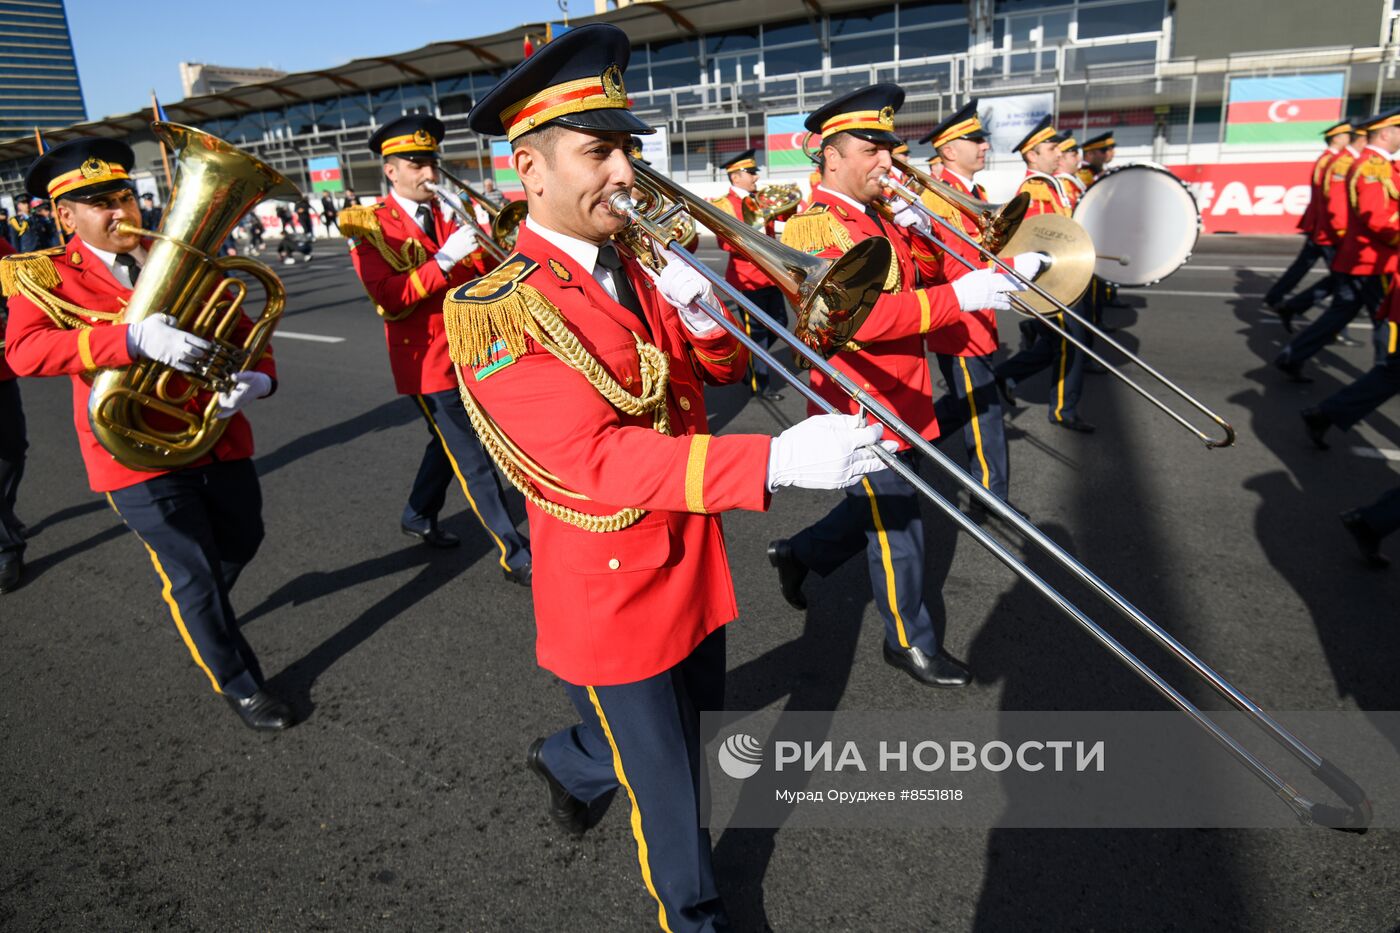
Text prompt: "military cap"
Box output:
[[920, 99, 987, 149], [1364, 108, 1400, 132], [1012, 115, 1058, 155], [368, 114, 445, 160], [468, 24, 652, 142], [1080, 131, 1115, 151], [1055, 133, 1080, 153], [1321, 120, 1352, 138], [628, 136, 650, 165], [722, 149, 758, 173], [805, 83, 904, 147], [24, 137, 135, 202]]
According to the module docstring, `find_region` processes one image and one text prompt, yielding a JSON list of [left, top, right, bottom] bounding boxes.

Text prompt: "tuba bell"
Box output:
[[88, 122, 300, 470]]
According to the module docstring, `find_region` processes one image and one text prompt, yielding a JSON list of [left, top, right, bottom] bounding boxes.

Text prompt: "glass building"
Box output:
[[0, 0, 86, 138]]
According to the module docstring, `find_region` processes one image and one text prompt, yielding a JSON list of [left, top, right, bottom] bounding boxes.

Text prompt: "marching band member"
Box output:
[[994, 116, 1096, 433], [341, 114, 532, 583], [0, 233, 24, 594], [1055, 134, 1085, 208], [911, 99, 1011, 502], [710, 148, 788, 400], [1264, 119, 1354, 325], [769, 84, 1032, 688], [1276, 110, 1399, 382], [450, 25, 892, 930], [1075, 130, 1115, 189], [1, 139, 292, 730]]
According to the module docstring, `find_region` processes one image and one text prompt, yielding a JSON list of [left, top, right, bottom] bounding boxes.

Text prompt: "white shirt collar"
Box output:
[[816, 184, 870, 216], [1364, 143, 1396, 162], [84, 241, 149, 283], [390, 188, 434, 222], [942, 167, 977, 191], [523, 217, 602, 275], [729, 185, 750, 199]]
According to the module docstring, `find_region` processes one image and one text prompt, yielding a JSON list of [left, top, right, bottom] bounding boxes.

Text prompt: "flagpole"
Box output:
[[151, 89, 174, 201], [34, 127, 66, 246]]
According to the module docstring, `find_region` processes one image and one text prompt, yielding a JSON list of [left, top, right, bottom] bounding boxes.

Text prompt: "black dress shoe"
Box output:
[[526, 738, 588, 836], [1301, 408, 1332, 450], [995, 375, 1017, 408], [0, 551, 22, 594], [1340, 511, 1390, 569], [881, 642, 972, 688], [1274, 357, 1312, 383], [767, 539, 808, 610], [503, 563, 532, 587], [760, 389, 785, 402], [225, 689, 295, 731], [1054, 416, 1096, 434], [401, 522, 461, 548]]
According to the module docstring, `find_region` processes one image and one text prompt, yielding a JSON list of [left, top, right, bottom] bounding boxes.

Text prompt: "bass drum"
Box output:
[[1073, 163, 1201, 287]]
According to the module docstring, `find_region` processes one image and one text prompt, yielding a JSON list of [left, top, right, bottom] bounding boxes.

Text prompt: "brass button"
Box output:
[[403, 338, 411, 344], [863, 382, 872, 390], [623, 374, 633, 386], [607, 558, 621, 570], [678, 396, 691, 411]]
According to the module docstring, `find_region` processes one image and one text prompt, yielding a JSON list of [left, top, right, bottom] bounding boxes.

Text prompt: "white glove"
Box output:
[[951, 267, 1026, 313], [125, 314, 213, 374], [434, 225, 479, 269], [1011, 252, 1050, 280], [650, 258, 720, 335], [891, 203, 930, 236], [766, 414, 897, 492], [214, 371, 273, 420]]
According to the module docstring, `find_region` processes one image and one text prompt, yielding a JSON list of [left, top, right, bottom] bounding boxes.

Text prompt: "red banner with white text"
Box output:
[[1165, 162, 1313, 235]]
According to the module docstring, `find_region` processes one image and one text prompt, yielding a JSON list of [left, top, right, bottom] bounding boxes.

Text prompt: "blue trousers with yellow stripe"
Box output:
[[405, 388, 529, 573], [934, 353, 1009, 500], [541, 627, 729, 932], [106, 459, 266, 700], [788, 450, 939, 655], [0, 379, 27, 557], [1278, 274, 1383, 369], [995, 311, 1087, 424], [1318, 322, 1400, 431]]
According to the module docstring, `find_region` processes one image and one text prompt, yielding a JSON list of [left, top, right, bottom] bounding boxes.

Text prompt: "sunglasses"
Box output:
[[738, 168, 759, 175]]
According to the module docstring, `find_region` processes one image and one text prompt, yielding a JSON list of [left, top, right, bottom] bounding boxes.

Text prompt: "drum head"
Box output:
[[1073, 165, 1200, 287]]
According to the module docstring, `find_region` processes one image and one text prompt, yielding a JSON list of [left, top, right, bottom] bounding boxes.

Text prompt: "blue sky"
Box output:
[[67, 0, 573, 120]]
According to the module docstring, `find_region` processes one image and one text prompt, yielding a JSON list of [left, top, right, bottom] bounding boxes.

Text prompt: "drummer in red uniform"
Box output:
[[449, 24, 893, 930]]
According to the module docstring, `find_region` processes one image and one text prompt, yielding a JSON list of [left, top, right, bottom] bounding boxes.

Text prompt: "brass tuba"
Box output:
[[745, 183, 802, 227], [88, 122, 300, 470]]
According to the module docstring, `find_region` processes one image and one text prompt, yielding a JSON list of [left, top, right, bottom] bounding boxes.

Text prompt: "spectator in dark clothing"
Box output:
[[139, 193, 162, 230], [295, 197, 314, 239], [320, 192, 340, 234]]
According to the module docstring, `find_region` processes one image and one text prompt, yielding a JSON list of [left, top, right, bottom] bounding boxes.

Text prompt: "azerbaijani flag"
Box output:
[[308, 156, 343, 192], [492, 140, 520, 188], [1225, 73, 1344, 144], [765, 113, 813, 169]]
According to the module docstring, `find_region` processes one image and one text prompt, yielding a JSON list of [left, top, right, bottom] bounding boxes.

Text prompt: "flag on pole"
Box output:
[[1225, 74, 1345, 145], [764, 113, 813, 169], [33, 127, 51, 154], [151, 90, 169, 123]]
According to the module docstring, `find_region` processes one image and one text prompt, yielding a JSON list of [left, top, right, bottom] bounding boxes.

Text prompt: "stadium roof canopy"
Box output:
[[0, 0, 891, 161]]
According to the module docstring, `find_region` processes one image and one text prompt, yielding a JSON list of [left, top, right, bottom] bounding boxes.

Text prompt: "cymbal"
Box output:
[[998, 212, 1096, 314]]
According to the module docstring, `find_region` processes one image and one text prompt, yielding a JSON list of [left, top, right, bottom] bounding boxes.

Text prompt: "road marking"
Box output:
[[1351, 447, 1400, 461], [1180, 264, 1289, 273], [277, 331, 345, 343]]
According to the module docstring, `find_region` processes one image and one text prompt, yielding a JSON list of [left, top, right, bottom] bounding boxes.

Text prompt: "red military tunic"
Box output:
[[1018, 170, 1073, 219], [450, 221, 771, 686], [2, 238, 276, 492], [711, 188, 776, 291], [343, 196, 494, 395], [1322, 147, 1360, 244], [915, 167, 1000, 357], [780, 187, 964, 448], [1331, 145, 1399, 278], [1300, 147, 1344, 246], [1056, 173, 1085, 210]]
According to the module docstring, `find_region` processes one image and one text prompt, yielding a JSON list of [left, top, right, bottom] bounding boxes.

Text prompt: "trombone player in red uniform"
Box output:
[[2, 139, 293, 731], [768, 84, 1034, 688], [450, 24, 893, 930], [341, 115, 532, 583]]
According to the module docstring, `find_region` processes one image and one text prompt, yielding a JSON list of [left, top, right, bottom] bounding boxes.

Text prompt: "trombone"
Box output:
[[608, 157, 1369, 831], [425, 165, 529, 264], [884, 154, 1236, 450]]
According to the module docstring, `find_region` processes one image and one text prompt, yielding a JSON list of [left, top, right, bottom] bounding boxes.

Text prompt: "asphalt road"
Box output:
[[2, 234, 1397, 932]]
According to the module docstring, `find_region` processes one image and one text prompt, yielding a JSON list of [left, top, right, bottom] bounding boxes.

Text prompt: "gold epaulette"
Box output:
[[337, 202, 382, 242], [709, 195, 737, 219], [340, 200, 430, 279], [1075, 167, 1096, 188], [920, 186, 972, 234], [443, 254, 541, 372], [0, 247, 62, 300], [780, 204, 855, 256], [1349, 153, 1398, 209], [1019, 178, 1058, 202]]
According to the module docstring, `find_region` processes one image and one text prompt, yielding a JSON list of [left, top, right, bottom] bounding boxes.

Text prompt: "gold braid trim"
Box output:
[[1350, 154, 1399, 210], [0, 249, 119, 331], [446, 279, 674, 533], [781, 205, 898, 290], [341, 203, 429, 322]]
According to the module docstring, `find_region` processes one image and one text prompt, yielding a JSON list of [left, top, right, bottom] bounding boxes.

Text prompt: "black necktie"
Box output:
[[415, 204, 435, 241], [596, 243, 648, 332], [114, 252, 141, 287], [864, 204, 887, 232]]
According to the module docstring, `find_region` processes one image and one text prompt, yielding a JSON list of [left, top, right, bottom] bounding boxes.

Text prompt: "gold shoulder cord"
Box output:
[[449, 280, 673, 533], [0, 250, 120, 331], [340, 205, 429, 322]]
